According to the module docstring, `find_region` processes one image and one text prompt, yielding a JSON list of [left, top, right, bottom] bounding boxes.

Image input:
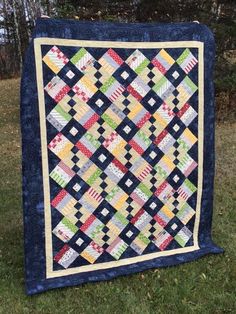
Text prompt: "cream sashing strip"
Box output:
[[34, 39, 204, 279]]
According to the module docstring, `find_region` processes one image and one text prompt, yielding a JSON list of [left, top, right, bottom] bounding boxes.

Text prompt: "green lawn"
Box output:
[[0, 79, 235, 314]]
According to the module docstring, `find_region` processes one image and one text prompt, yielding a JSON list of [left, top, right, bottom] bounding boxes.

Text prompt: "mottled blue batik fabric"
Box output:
[[21, 18, 223, 295]]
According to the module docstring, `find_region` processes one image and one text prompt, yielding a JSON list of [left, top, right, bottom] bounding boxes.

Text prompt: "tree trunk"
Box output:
[[12, 0, 23, 72]]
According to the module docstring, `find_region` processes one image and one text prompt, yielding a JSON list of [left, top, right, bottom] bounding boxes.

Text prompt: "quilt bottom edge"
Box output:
[[25, 243, 223, 295]]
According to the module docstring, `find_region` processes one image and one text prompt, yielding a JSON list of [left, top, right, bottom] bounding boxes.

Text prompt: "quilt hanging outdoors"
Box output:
[[21, 18, 223, 295]]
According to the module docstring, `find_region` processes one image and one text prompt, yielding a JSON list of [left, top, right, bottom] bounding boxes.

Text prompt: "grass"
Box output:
[[0, 78, 235, 314]]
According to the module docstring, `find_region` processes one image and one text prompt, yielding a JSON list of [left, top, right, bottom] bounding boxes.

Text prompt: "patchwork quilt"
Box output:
[[21, 18, 223, 295]]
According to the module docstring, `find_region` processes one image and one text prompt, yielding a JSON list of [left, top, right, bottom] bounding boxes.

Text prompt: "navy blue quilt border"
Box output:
[[20, 18, 223, 295]]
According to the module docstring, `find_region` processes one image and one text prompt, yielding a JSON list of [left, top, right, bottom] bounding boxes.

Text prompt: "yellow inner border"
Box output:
[[34, 38, 204, 279]]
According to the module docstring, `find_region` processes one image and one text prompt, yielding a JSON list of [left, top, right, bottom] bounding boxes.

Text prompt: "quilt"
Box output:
[[21, 18, 223, 295]]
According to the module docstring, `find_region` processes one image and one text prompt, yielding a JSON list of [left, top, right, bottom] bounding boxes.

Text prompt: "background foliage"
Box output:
[[0, 0, 235, 120]]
